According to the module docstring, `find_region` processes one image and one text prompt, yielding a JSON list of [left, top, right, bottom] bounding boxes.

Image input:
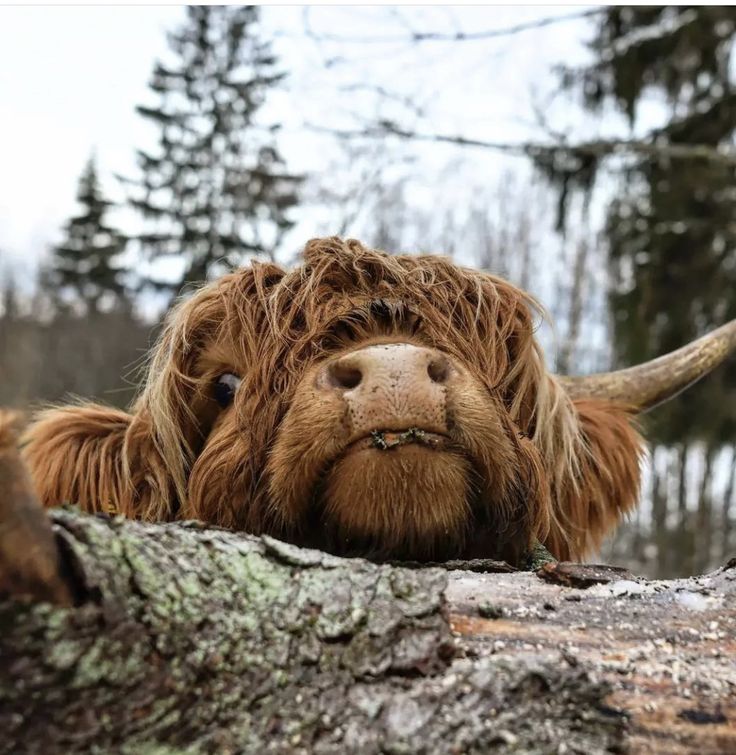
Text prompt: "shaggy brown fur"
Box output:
[[22, 237, 645, 564]]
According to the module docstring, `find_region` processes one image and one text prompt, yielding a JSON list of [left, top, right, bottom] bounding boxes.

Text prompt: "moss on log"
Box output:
[[1, 509, 734, 754]]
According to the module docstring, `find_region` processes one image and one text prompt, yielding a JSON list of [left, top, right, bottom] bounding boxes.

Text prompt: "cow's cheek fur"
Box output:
[[442, 384, 550, 563], [265, 378, 352, 529], [184, 416, 257, 531]]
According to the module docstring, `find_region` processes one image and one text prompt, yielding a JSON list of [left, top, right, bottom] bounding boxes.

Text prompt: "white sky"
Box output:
[[0, 5, 605, 283]]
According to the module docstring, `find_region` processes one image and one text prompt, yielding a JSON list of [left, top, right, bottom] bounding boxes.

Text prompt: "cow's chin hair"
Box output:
[[315, 444, 473, 561]]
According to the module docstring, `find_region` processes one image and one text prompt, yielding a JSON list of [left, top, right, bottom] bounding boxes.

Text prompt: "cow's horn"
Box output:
[[557, 319, 736, 412]]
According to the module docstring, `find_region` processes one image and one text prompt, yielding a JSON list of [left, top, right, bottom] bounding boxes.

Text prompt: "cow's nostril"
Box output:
[[427, 356, 450, 384], [329, 363, 363, 390]]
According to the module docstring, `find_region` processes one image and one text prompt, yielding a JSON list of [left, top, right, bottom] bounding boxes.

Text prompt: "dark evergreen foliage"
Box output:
[[126, 5, 302, 295], [47, 157, 128, 314], [544, 6, 736, 446]]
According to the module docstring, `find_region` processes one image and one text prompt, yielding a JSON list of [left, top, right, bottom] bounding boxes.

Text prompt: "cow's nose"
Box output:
[[319, 343, 452, 438], [326, 344, 450, 391]]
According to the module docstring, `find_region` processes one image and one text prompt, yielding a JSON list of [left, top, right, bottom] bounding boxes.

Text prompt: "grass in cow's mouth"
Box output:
[[369, 428, 438, 450]]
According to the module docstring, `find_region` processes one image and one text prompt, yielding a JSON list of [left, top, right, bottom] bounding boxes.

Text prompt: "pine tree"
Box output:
[[47, 157, 128, 314], [127, 6, 301, 294], [539, 6, 736, 447]]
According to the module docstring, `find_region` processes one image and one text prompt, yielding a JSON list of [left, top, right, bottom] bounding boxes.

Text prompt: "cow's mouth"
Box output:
[[343, 427, 450, 455], [310, 425, 471, 561]]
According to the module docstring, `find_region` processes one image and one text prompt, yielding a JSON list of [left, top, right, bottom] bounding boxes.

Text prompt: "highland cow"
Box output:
[[6, 238, 736, 579]]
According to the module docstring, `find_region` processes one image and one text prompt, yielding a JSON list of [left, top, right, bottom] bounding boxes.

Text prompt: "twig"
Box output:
[[309, 122, 736, 166], [304, 8, 604, 46]]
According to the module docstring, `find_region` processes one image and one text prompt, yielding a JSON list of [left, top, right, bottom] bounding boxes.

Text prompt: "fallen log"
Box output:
[[1, 509, 734, 754]]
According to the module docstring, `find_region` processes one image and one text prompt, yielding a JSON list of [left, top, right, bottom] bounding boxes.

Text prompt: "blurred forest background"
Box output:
[[1, 6, 734, 578]]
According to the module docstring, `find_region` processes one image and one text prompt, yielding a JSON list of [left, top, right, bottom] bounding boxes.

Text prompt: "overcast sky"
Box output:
[[0, 5, 602, 283]]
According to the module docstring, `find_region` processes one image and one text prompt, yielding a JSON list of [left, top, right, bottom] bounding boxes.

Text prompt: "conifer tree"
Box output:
[[47, 157, 128, 314], [128, 6, 301, 294], [539, 6, 736, 447]]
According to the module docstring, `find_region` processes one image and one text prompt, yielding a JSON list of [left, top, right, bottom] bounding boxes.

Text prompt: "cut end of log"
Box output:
[[0, 413, 76, 607]]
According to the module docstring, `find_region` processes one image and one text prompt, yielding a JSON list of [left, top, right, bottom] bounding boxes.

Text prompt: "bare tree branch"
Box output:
[[309, 122, 736, 166], [304, 7, 604, 45], [338, 83, 427, 118]]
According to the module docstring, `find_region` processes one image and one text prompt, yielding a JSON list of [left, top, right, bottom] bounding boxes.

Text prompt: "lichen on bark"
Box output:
[[0, 509, 625, 754]]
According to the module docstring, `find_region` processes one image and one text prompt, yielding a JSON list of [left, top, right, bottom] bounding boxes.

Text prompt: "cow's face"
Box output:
[[143, 238, 556, 564]]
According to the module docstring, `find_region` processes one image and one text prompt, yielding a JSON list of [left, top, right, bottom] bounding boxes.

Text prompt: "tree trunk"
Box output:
[[695, 444, 715, 574], [652, 446, 669, 578], [1, 509, 735, 754], [675, 443, 694, 575], [722, 448, 736, 561], [556, 237, 589, 375]]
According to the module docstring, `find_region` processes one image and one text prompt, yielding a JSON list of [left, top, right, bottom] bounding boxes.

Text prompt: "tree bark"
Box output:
[[1, 509, 735, 754]]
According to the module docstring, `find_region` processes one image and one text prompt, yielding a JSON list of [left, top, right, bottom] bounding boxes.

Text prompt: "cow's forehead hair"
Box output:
[[157, 236, 549, 422], [211, 237, 544, 354]]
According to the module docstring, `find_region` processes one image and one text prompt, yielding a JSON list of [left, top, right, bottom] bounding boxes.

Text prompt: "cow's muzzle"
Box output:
[[315, 342, 453, 442]]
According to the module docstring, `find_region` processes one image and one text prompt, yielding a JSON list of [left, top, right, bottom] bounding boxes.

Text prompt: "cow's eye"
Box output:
[[214, 373, 241, 408]]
